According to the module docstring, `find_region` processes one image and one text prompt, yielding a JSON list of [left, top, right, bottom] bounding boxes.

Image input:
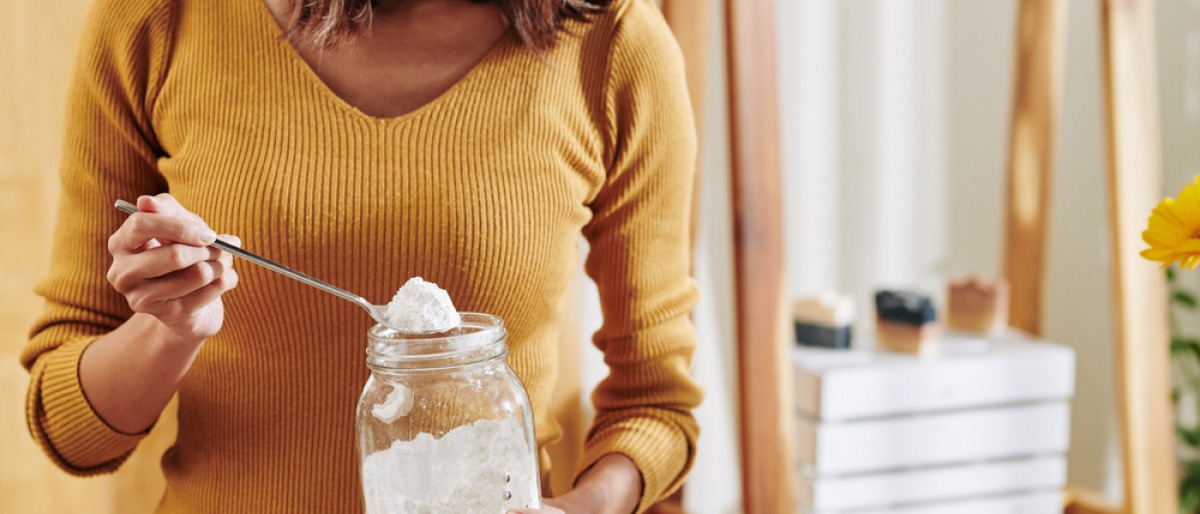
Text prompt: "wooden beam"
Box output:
[[724, 0, 791, 512], [1064, 486, 1123, 514], [1098, 0, 1177, 513], [1002, 0, 1067, 336]]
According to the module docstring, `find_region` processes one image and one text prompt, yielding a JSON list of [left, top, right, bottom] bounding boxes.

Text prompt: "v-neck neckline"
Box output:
[[250, 0, 516, 125]]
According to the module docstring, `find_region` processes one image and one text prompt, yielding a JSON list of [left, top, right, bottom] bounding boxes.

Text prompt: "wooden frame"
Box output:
[[1006, 0, 1177, 512], [1002, 0, 1066, 337], [724, 0, 792, 513], [1098, 0, 1176, 512]]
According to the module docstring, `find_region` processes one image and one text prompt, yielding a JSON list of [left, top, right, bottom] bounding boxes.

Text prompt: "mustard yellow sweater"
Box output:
[[20, 0, 702, 511]]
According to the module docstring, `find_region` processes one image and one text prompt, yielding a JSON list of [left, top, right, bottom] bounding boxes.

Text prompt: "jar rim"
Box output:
[[365, 312, 507, 369]]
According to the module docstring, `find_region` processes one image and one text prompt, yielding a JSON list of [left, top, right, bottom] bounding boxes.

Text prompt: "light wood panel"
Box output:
[[723, 0, 791, 512], [1002, 0, 1066, 337], [1097, 0, 1177, 512], [1063, 486, 1122, 514], [0, 0, 175, 512]]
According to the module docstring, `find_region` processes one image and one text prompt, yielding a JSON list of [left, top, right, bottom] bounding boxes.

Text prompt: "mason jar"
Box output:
[[356, 313, 541, 513]]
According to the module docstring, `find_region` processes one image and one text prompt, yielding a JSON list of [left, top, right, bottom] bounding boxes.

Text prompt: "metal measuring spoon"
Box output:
[[114, 199, 395, 328]]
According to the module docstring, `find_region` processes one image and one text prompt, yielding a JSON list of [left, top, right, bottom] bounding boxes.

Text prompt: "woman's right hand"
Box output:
[[106, 193, 239, 345]]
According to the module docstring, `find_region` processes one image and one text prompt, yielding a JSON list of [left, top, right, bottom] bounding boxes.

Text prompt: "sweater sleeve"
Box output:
[[577, 2, 703, 511], [19, 0, 174, 476]]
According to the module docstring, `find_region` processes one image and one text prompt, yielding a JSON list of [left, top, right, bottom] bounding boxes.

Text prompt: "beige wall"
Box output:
[[0, 0, 174, 512]]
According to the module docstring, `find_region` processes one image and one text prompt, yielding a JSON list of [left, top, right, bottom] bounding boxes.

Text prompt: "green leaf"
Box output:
[[1169, 265, 1178, 283], [1181, 460, 1200, 513], [1177, 291, 1199, 309], [1178, 423, 1200, 447], [1171, 339, 1200, 360]]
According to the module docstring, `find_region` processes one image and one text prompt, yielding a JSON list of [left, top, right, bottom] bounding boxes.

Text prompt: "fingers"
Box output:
[[136, 194, 213, 238], [110, 212, 216, 254], [217, 247, 234, 270], [109, 245, 224, 291], [137, 193, 182, 216], [141, 194, 209, 228], [133, 269, 239, 323], [107, 232, 240, 294], [106, 228, 242, 327], [172, 268, 239, 314], [127, 259, 228, 308], [217, 234, 241, 249], [111, 194, 216, 254], [106, 194, 239, 341], [121, 255, 239, 319]]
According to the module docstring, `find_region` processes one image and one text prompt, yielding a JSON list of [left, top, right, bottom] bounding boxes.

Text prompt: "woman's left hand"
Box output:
[[505, 453, 642, 514]]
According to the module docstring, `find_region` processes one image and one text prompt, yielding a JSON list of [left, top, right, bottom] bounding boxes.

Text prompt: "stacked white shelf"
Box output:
[[792, 333, 1076, 514]]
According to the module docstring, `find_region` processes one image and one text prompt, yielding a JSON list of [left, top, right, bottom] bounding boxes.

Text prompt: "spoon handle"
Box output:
[[113, 199, 373, 311]]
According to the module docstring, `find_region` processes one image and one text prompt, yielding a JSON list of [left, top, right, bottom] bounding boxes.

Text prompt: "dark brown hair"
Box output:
[[286, 0, 612, 52]]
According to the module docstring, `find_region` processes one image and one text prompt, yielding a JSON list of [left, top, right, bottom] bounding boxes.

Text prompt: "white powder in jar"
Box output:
[[361, 418, 538, 514], [386, 277, 461, 333]]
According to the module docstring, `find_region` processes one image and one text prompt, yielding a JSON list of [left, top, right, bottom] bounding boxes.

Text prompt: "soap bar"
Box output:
[[947, 275, 1009, 334], [794, 324, 852, 349], [793, 294, 855, 349], [874, 290, 938, 355]]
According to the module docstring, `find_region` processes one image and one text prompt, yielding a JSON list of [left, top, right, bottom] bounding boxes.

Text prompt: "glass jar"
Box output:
[[356, 313, 541, 514]]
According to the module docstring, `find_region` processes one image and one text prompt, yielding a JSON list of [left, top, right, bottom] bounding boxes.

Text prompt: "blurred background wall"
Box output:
[[0, 0, 176, 512]]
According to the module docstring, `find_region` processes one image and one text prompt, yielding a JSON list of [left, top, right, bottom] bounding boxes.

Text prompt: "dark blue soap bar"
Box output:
[[794, 322, 852, 349], [875, 290, 936, 325]]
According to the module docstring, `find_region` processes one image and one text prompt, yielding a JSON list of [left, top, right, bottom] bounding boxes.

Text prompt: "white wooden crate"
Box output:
[[798, 401, 1070, 474], [792, 333, 1075, 512], [792, 335, 1076, 421], [797, 455, 1067, 511], [801, 489, 1064, 514]]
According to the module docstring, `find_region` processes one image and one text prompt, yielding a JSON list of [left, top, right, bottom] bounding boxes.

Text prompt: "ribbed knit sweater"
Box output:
[[19, 0, 701, 512]]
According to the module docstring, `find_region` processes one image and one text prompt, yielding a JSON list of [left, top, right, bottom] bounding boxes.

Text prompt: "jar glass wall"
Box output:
[[356, 313, 541, 513]]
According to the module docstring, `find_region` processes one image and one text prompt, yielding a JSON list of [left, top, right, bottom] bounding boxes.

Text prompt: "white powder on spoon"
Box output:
[[385, 277, 461, 333]]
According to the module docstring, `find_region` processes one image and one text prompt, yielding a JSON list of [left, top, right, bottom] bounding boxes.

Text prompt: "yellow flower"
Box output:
[[1142, 176, 1200, 269]]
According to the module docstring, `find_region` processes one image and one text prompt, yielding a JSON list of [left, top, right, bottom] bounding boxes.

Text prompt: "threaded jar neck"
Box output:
[[365, 313, 508, 371]]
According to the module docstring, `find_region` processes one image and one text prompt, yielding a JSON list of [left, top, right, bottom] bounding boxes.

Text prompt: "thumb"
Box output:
[[136, 193, 185, 216], [135, 195, 158, 213]]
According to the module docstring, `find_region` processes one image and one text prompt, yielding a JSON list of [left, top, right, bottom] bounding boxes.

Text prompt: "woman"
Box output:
[[21, 0, 701, 512]]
